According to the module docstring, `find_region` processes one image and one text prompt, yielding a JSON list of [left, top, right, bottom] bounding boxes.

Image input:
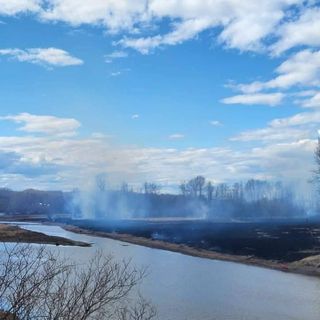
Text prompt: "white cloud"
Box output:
[[168, 133, 185, 140], [236, 50, 320, 93], [0, 48, 83, 67], [0, 113, 81, 137], [270, 111, 320, 128], [0, 133, 316, 190], [0, 112, 317, 190], [301, 92, 320, 108], [210, 120, 223, 127], [131, 114, 139, 119], [91, 132, 111, 139], [231, 110, 320, 142], [0, 0, 41, 15], [246, 139, 316, 181], [231, 127, 311, 143], [119, 18, 212, 54], [105, 50, 128, 63], [0, 0, 310, 55], [110, 71, 122, 77], [120, 0, 302, 53], [40, 0, 148, 33], [271, 7, 320, 55], [222, 93, 284, 106]]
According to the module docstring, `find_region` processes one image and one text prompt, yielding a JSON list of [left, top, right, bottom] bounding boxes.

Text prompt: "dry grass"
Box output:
[[0, 224, 90, 247]]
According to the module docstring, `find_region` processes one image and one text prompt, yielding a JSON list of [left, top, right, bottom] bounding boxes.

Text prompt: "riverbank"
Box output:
[[0, 223, 90, 247], [61, 224, 320, 277]]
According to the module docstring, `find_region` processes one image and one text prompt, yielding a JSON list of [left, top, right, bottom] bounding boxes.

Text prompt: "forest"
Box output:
[[0, 178, 315, 220]]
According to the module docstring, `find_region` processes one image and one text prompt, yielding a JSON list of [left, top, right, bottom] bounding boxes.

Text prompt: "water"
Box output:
[[10, 223, 320, 320]]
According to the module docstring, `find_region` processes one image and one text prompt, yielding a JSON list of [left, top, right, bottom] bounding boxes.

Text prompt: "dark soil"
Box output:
[[58, 218, 320, 263]]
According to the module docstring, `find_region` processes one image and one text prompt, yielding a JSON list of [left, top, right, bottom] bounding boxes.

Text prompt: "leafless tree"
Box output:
[[195, 176, 206, 198], [206, 182, 214, 201], [121, 183, 129, 194], [0, 244, 156, 320], [179, 182, 188, 197], [143, 183, 161, 195], [183, 176, 206, 198], [95, 173, 107, 192], [116, 295, 157, 320]]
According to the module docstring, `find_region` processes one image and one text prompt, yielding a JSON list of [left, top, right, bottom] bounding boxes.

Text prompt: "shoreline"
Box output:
[[61, 224, 320, 277], [0, 223, 90, 247]]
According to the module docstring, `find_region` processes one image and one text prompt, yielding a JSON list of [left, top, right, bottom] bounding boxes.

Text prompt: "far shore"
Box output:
[[0, 223, 90, 247], [60, 224, 320, 278]]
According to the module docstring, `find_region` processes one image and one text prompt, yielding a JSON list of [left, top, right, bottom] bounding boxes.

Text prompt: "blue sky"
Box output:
[[0, 0, 319, 191]]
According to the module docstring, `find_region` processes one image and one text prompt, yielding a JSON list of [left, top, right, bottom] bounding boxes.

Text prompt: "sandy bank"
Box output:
[[0, 224, 90, 247]]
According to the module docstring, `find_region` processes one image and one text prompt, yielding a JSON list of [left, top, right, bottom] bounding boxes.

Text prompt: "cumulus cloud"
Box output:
[[119, 0, 303, 53], [231, 127, 311, 143], [119, 18, 213, 54], [0, 150, 60, 179], [0, 0, 41, 15], [0, 112, 317, 190], [0, 0, 314, 55], [0, 131, 316, 190], [0, 48, 83, 67], [222, 93, 284, 106], [0, 113, 81, 136], [270, 111, 320, 128], [222, 49, 320, 110], [231, 111, 320, 142], [301, 92, 320, 108], [271, 7, 320, 55], [236, 50, 320, 93], [39, 0, 148, 33]]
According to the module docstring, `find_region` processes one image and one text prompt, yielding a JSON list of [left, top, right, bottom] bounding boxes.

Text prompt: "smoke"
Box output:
[[69, 173, 129, 219], [68, 172, 320, 221]]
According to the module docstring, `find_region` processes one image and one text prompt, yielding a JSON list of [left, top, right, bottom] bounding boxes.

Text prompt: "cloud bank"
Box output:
[[0, 113, 317, 191]]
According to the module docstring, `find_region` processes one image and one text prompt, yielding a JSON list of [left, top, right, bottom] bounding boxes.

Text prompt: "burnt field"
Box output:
[[59, 217, 320, 263]]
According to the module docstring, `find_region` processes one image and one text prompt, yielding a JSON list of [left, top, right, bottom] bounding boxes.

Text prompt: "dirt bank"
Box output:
[[0, 224, 90, 247], [61, 224, 320, 277]]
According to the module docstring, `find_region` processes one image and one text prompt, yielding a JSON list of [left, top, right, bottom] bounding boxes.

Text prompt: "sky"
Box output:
[[0, 0, 319, 191]]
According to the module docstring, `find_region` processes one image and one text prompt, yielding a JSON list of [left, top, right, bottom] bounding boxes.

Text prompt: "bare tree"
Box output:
[[0, 244, 156, 320], [116, 295, 157, 320], [206, 182, 214, 201], [179, 182, 188, 197], [185, 176, 206, 198], [215, 183, 229, 199], [121, 183, 129, 194], [196, 176, 206, 198], [95, 173, 107, 192], [143, 183, 161, 195]]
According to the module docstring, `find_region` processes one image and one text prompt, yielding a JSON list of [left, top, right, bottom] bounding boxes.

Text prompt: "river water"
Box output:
[[9, 222, 320, 320]]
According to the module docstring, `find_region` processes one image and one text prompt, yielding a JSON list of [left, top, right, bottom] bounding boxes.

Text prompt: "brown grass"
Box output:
[[0, 224, 90, 247]]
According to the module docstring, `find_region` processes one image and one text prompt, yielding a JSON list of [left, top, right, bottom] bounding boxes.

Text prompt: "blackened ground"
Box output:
[[58, 217, 320, 263]]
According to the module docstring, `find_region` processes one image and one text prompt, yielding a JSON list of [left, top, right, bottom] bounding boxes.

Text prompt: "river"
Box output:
[[9, 222, 320, 320]]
